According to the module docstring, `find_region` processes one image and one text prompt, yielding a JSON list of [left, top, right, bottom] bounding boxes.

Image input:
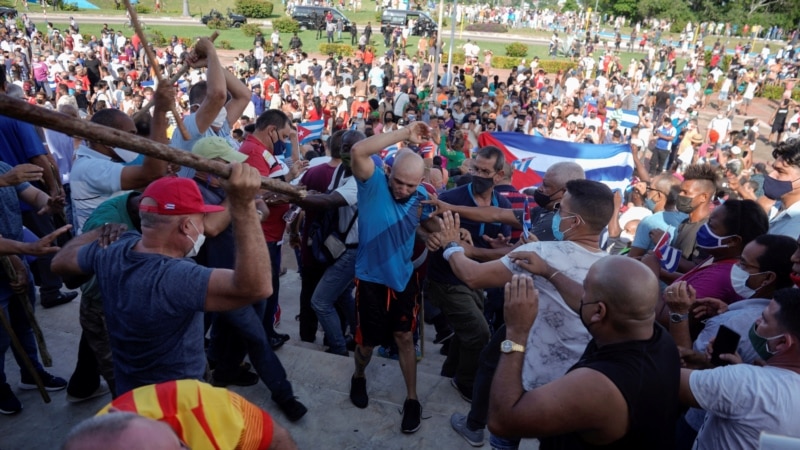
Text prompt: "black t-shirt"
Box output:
[[540, 324, 680, 450], [775, 106, 789, 126], [84, 58, 101, 83], [654, 91, 670, 109]]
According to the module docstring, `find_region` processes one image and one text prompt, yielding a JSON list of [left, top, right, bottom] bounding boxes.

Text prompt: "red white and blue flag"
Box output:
[[297, 120, 324, 144], [477, 132, 635, 192], [654, 231, 682, 273]]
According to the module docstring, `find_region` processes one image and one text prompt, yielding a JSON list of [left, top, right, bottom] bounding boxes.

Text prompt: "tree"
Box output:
[[562, 0, 580, 12]]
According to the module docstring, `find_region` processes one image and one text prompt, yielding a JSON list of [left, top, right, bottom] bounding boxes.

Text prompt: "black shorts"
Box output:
[[355, 275, 421, 348]]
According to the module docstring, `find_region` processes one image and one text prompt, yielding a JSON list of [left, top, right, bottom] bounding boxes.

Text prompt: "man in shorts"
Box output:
[[347, 122, 437, 434]]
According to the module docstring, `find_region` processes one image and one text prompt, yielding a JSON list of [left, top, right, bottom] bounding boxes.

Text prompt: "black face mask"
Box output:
[[533, 188, 555, 208], [763, 175, 797, 200], [676, 195, 696, 213], [388, 176, 415, 204], [471, 176, 494, 195]]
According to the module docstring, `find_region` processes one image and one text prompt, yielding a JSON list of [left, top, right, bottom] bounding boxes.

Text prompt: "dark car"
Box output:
[[0, 6, 18, 19], [289, 5, 352, 32], [201, 8, 247, 28], [380, 9, 437, 36]]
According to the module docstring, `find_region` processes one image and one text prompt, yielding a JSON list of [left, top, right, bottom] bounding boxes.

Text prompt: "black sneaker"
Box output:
[[450, 378, 473, 403], [401, 398, 421, 433], [0, 383, 22, 415], [349, 375, 368, 408], [41, 291, 78, 309], [278, 398, 308, 422], [269, 333, 290, 350], [209, 368, 259, 387], [20, 370, 67, 391]]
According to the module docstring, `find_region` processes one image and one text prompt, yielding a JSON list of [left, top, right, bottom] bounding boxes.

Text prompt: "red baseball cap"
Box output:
[[139, 177, 225, 215]]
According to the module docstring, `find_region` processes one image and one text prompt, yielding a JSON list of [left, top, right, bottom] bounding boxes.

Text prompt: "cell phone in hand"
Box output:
[[710, 325, 741, 366]]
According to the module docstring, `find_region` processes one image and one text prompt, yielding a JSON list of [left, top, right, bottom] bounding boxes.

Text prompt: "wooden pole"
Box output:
[[139, 31, 220, 114], [123, 0, 191, 141], [0, 294, 50, 403], [0, 95, 305, 200]]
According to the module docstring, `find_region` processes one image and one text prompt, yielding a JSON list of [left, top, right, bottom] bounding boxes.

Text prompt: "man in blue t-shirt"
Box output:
[[347, 122, 436, 434], [52, 165, 271, 396], [650, 117, 677, 176]]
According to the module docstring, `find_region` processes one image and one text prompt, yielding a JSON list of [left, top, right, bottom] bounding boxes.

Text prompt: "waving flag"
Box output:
[[606, 108, 640, 133], [522, 197, 531, 240], [297, 120, 324, 144], [478, 132, 635, 192], [654, 231, 682, 273]]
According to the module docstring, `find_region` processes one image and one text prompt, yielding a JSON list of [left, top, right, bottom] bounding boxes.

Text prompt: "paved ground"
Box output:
[[0, 245, 539, 449]]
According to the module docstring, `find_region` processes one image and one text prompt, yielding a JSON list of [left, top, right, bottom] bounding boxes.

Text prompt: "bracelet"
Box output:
[[443, 246, 465, 261], [548, 270, 561, 281]]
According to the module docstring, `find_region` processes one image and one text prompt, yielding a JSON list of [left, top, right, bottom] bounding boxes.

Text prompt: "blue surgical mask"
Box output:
[[643, 198, 657, 212], [551, 211, 576, 241], [695, 223, 735, 249]]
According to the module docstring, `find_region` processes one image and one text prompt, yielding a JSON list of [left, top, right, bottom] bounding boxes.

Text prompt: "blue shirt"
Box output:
[[78, 232, 212, 395], [428, 184, 512, 285], [0, 162, 31, 242], [632, 210, 688, 251], [355, 167, 431, 291], [0, 116, 48, 212], [170, 113, 233, 179]]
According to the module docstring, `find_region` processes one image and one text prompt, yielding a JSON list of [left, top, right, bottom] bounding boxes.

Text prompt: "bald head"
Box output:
[[586, 256, 658, 324], [62, 412, 184, 450], [393, 150, 425, 179], [651, 174, 682, 206], [546, 162, 585, 188]]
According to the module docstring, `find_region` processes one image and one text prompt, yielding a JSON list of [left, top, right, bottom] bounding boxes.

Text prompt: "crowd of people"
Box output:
[[0, 9, 800, 450]]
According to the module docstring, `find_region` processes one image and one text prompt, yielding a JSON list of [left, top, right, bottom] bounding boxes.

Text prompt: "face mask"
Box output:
[[579, 300, 596, 331], [748, 322, 784, 361], [407, 114, 416, 121], [762, 175, 796, 200], [643, 197, 657, 212], [730, 264, 765, 298], [676, 194, 696, 213], [501, 110, 511, 117], [211, 107, 227, 128], [695, 223, 735, 249], [471, 176, 494, 195], [357, 112, 363, 119], [551, 211, 570, 241], [185, 220, 205, 257], [533, 188, 554, 208], [113, 147, 139, 163]]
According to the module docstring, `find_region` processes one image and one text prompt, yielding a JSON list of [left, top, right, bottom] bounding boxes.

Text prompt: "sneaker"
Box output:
[[400, 398, 421, 433], [66, 383, 110, 403], [20, 370, 67, 391], [209, 368, 259, 387], [450, 413, 485, 447], [349, 375, 368, 408], [0, 383, 22, 415], [40, 291, 78, 309], [377, 345, 399, 360], [277, 397, 308, 422], [451, 378, 473, 403], [434, 329, 454, 344]]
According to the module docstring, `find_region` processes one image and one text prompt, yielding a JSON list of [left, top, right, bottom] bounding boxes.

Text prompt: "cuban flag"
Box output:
[[522, 197, 531, 240], [380, 144, 400, 159], [297, 120, 324, 144], [606, 108, 640, 133], [478, 132, 635, 192], [654, 231, 682, 273]]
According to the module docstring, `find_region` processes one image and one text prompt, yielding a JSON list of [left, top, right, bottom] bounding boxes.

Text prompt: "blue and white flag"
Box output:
[[654, 231, 682, 273], [606, 108, 640, 132], [297, 120, 324, 144], [478, 132, 635, 192]]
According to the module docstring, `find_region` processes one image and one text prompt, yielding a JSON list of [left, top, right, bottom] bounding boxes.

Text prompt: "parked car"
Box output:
[[289, 5, 352, 32], [0, 6, 18, 19], [201, 8, 247, 28], [380, 9, 437, 36]]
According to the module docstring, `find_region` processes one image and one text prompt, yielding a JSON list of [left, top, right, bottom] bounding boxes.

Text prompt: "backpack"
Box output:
[[307, 166, 358, 265]]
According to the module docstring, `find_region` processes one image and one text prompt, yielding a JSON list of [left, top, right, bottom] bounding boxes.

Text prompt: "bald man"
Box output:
[[489, 257, 680, 449], [347, 122, 437, 434]]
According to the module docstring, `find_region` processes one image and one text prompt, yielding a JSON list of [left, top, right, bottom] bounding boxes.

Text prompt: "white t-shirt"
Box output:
[[691, 364, 800, 450], [501, 241, 606, 390], [334, 174, 359, 245]]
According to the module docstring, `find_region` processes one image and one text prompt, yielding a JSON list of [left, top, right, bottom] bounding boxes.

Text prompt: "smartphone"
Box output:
[[710, 325, 741, 366]]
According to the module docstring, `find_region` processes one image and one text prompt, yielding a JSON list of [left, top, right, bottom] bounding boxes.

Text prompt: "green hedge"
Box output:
[[760, 85, 800, 101], [273, 17, 300, 34], [206, 17, 230, 30], [492, 56, 522, 69], [441, 52, 466, 65], [235, 0, 274, 18], [241, 23, 263, 37], [538, 60, 578, 73], [505, 42, 527, 58], [318, 43, 354, 57]]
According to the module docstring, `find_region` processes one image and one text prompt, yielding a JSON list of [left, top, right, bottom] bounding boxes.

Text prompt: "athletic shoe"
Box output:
[[278, 397, 308, 422], [349, 375, 368, 408], [401, 398, 422, 433], [66, 383, 110, 403], [209, 368, 259, 387], [377, 345, 399, 360], [20, 370, 67, 391], [450, 413, 485, 447], [0, 383, 22, 415], [451, 378, 473, 403]]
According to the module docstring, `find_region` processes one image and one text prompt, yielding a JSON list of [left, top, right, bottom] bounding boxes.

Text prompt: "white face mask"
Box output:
[[730, 264, 764, 299], [113, 147, 139, 163], [185, 220, 206, 258], [211, 107, 227, 128]]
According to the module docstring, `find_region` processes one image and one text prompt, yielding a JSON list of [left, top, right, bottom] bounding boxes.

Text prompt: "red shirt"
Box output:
[[263, 76, 279, 94], [239, 134, 291, 242]]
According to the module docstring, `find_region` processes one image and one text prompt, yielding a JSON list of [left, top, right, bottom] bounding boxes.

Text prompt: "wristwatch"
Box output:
[[670, 312, 689, 323], [443, 241, 461, 250], [500, 340, 525, 354]]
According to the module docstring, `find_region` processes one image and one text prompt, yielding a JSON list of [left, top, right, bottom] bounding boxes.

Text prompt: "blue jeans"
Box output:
[[262, 242, 282, 336], [210, 300, 294, 404], [311, 248, 356, 355], [0, 275, 44, 385]]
